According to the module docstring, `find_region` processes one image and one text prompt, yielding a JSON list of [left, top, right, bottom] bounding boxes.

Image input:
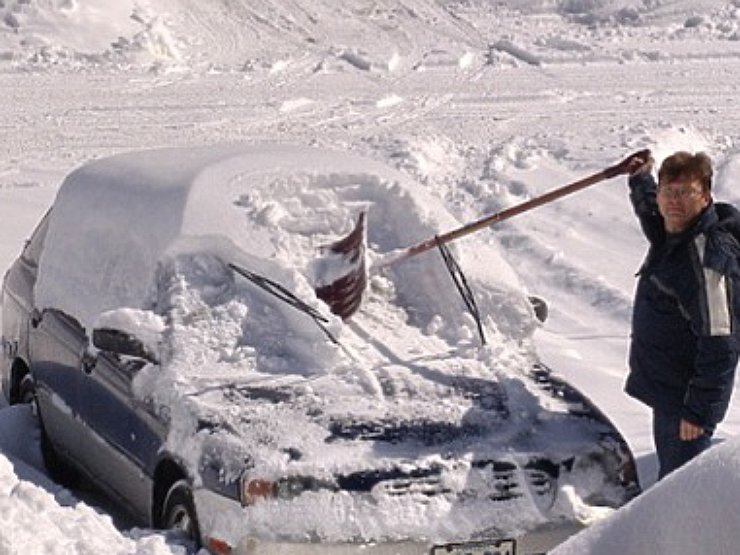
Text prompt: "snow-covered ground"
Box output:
[[2, 0, 740, 553]]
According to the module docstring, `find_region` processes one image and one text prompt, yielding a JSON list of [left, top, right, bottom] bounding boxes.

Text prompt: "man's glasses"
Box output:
[[657, 186, 704, 200]]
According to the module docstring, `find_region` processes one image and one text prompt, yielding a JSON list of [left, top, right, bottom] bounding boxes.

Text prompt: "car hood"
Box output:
[[131, 253, 610, 480], [147, 357, 636, 544], [120, 246, 636, 543]]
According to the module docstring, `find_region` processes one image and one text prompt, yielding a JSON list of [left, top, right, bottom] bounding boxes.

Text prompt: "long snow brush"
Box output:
[[315, 149, 651, 320]]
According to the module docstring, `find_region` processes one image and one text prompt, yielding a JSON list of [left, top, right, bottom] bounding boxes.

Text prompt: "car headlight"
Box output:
[[239, 475, 337, 506], [240, 478, 276, 506]]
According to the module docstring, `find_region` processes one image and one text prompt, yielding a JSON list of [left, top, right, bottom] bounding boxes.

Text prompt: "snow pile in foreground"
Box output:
[[0, 405, 182, 555], [552, 435, 740, 555]]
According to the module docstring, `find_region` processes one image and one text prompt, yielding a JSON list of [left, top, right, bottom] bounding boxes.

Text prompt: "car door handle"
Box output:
[[81, 351, 97, 374]]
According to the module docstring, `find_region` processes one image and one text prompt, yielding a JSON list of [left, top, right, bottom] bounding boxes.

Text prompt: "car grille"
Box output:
[[337, 465, 445, 494], [336, 458, 560, 510], [471, 458, 559, 509], [376, 474, 451, 498]]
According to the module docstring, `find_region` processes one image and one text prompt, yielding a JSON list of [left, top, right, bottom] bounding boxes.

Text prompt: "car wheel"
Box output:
[[162, 480, 201, 548]]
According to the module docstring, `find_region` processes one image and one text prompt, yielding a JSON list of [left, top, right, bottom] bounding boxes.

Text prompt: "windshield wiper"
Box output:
[[435, 237, 486, 345], [228, 263, 339, 345]]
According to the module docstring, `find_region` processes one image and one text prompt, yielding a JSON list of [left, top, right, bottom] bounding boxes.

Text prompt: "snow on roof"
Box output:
[[35, 142, 528, 340]]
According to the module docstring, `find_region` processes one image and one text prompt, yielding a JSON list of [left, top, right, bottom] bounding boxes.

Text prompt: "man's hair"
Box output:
[[658, 151, 713, 191]]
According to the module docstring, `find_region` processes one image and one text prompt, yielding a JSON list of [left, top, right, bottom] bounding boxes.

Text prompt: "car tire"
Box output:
[[162, 479, 201, 548]]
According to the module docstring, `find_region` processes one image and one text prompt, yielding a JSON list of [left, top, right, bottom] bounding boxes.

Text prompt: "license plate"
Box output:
[[430, 538, 516, 555]]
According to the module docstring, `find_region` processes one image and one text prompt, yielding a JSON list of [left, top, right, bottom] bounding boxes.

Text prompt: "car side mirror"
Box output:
[[92, 328, 159, 364]]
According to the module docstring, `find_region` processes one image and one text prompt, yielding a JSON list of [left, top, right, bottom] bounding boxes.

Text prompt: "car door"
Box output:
[[29, 308, 88, 460], [77, 351, 165, 519]]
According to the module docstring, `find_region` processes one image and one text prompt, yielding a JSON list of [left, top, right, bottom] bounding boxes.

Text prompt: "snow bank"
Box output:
[[0, 405, 182, 555], [552, 435, 740, 555], [3, 0, 738, 71], [0, 0, 180, 68]]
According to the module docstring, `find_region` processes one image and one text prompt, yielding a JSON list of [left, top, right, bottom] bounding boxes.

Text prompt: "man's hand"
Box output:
[[609, 149, 654, 177], [679, 418, 705, 441]]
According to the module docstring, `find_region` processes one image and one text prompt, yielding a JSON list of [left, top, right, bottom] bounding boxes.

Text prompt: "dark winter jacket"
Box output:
[[626, 172, 740, 430]]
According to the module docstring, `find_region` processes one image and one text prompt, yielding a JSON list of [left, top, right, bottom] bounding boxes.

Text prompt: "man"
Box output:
[[621, 149, 740, 479]]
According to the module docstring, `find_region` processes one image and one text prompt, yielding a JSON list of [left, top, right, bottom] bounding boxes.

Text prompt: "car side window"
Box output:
[[22, 209, 52, 267]]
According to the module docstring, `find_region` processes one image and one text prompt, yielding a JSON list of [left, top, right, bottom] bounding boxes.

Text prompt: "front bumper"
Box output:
[[228, 523, 581, 555], [194, 488, 584, 555]]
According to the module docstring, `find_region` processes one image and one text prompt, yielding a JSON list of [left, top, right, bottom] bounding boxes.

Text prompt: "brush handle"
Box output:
[[375, 150, 649, 271]]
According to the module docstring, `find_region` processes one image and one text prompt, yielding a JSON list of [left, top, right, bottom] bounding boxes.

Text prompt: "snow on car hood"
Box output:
[[34, 144, 620, 542], [130, 248, 622, 543]]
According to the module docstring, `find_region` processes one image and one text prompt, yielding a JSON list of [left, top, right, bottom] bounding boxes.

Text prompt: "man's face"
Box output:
[[656, 179, 711, 234]]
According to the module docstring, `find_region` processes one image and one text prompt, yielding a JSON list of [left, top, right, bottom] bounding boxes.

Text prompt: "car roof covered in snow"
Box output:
[[34, 142, 526, 335]]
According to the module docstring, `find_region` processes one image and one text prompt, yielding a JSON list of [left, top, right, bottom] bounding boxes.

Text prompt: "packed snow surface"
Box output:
[[2, 0, 740, 554]]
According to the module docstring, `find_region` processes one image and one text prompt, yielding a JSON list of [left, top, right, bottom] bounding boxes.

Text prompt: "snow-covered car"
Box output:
[[0, 144, 639, 555]]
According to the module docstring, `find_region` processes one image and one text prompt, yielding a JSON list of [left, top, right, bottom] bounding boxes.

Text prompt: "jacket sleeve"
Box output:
[[682, 267, 740, 429], [628, 172, 664, 245]]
